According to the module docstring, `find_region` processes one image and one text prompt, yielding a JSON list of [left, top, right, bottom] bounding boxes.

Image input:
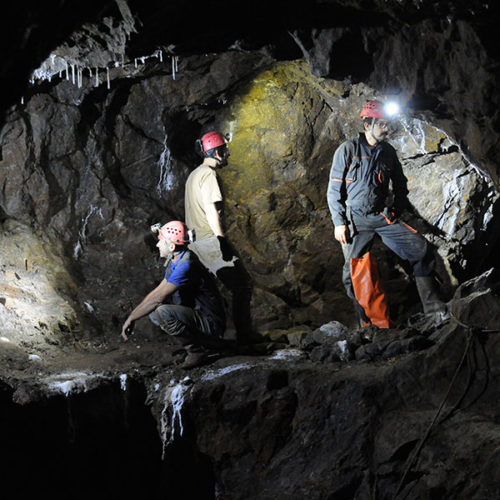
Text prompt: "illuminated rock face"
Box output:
[[0, 221, 81, 348]]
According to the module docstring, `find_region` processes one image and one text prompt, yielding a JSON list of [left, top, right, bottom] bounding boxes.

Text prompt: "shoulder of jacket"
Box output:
[[336, 138, 357, 155], [344, 138, 358, 148], [380, 141, 397, 153]]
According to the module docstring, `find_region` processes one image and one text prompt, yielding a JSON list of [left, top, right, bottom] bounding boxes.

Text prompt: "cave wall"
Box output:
[[1, 2, 500, 348], [1, 44, 499, 345], [1, 3, 500, 499]]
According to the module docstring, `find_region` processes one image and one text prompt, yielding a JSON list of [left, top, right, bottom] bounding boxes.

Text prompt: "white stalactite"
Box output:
[[157, 133, 174, 195], [74, 205, 104, 259], [159, 378, 192, 460]]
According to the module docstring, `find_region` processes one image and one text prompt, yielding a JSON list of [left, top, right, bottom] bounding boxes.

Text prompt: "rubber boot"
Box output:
[[351, 252, 391, 329], [353, 300, 371, 328], [415, 276, 449, 320]]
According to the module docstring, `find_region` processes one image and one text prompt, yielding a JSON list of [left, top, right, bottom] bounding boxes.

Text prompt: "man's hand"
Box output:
[[217, 236, 234, 261], [121, 318, 134, 341], [334, 224, 350, 244]]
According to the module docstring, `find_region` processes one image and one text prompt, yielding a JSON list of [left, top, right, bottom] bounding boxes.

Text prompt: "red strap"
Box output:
[[401, 221, 417, 233], [380, 211, 396, 225]]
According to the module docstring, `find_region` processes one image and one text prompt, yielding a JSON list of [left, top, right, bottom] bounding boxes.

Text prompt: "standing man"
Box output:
[[327, 100, 447, 327], [185, 131, 257, 344], [121, 220, 226, 369]]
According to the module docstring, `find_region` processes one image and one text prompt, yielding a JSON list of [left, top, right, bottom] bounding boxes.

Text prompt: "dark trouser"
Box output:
[[342, 212, 434, 326], [149, 304, 222, 350], [189, 236, 255, 343], [216, 262, 255, 343]]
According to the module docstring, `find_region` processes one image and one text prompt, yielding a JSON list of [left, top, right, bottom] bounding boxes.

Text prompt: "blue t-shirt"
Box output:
[[165, 250, 191, 287], [163, 250, 226, 333]]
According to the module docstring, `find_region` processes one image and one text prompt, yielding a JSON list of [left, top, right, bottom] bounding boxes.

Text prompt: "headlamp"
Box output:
[[383, 101, 400, 117], [150, 223, 162, 235]]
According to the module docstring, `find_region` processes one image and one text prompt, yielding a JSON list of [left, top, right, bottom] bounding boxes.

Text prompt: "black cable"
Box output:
[[392, 323, 475, 499]]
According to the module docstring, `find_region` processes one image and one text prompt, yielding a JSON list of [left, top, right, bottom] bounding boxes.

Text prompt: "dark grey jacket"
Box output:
[[327, 133, 409, 226]]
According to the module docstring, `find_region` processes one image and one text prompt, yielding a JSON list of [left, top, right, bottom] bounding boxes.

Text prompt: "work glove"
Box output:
[[217, 236, 234, 262]]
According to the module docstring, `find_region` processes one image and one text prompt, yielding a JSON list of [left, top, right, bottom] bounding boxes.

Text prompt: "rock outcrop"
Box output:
[[1, 269, 499, 499]]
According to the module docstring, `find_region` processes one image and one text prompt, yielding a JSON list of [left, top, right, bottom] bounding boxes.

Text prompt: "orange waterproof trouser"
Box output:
[[350, 252, 390, 329]]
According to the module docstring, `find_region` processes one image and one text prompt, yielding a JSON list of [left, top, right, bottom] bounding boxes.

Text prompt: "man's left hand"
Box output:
[[121, 319, 134, 341]]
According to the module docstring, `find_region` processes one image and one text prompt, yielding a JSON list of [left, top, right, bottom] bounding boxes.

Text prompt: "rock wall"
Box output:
[[1, 52, 498, 348], [1, 3, 500, 499]]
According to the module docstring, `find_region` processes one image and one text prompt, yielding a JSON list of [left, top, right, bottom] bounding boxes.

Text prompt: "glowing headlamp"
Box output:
[[383, 101, 400, 117]]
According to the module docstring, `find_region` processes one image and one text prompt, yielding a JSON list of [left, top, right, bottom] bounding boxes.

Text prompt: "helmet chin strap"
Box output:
[[367, 121, 380, 145], [163, 252, 172, 267], [214, 151, 227, 167]]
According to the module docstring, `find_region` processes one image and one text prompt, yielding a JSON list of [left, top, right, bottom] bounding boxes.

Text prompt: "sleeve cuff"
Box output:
[[332, 215, 347, 226]]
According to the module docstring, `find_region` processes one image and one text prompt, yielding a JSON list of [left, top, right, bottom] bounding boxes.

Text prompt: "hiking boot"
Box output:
[[181, 347, 223, 369], [181, 350, 208, 369]]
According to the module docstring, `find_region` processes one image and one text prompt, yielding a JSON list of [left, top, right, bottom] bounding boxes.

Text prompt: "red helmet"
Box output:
[[158, 221, 189, 246], [360, 100, 386, 119], [200, 131, 226, 152]]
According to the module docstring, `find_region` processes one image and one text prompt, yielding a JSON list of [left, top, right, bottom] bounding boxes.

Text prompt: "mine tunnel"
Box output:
[[1, 1, 500, 499]]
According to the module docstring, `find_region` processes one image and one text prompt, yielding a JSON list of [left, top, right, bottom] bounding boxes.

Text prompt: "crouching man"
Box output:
[[120, 220, 226, 369]]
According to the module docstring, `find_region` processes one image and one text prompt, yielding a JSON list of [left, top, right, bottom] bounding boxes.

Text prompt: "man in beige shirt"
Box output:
[[185, 131, 258, 344]]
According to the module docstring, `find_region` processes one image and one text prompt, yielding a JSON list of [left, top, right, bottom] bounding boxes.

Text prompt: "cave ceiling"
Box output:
[[3, 1, 498, 104], [3, 0, 499, 183]]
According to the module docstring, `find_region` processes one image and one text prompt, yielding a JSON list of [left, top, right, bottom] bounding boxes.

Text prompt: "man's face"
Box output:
[[156, 238, 171, 258], [215, 146, 230, 167], [370, 119, 390, 142]]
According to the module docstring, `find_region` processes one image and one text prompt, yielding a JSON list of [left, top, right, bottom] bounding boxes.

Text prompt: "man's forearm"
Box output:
[[127, 293, 163, 323], [126, 280, 176, 323]]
